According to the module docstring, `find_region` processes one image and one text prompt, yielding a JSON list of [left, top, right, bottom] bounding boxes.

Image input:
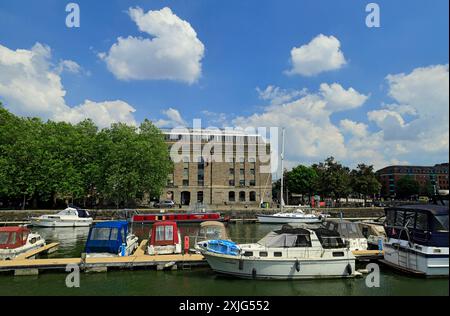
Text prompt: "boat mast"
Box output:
[[280, 128, 285, 210]]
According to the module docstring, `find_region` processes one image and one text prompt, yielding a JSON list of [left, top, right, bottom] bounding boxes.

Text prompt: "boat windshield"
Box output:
[[0, 232, 10, 245], [90, 227, 119, 241]]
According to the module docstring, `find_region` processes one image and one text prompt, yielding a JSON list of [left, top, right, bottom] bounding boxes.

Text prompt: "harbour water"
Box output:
[[0, 223, 448, 296]]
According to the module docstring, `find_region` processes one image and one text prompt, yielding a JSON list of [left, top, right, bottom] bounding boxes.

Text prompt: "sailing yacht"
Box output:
[[257, 129, 326, 224]]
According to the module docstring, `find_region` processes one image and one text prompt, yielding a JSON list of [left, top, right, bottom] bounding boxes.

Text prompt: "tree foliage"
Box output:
[[0, 105, 172, 209], [285, 165, 318, 196], [350, 164, 382, 200], [396, 176, 420, 198]]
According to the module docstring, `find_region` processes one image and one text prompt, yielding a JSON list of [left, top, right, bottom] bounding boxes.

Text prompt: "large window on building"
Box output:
[[249, 191, 256, 202], [229, 192, 235, 202], [239, 191, 246, 202], [197, 191, 204, 203], [198, 158, 205, 186]]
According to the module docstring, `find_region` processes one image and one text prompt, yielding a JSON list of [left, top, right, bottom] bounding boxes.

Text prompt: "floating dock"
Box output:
[[15, 243, 59, 260], [0, 239, 206, 275]]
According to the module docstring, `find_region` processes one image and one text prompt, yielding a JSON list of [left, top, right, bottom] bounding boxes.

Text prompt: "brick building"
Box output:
[[376, 163, 449, 197], [160, 129, 273, 207]]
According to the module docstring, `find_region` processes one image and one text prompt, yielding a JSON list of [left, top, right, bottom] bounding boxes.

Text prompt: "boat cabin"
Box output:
[[323, 219, 366, 240], [0, 227, 31, 249], [149, 221, 180, 247], [59, 207, 91, 218], [258, 224, 346, 249], [196, 221, 228, 243], [385, 204, 449, 247], [85, 221, 129, 255]]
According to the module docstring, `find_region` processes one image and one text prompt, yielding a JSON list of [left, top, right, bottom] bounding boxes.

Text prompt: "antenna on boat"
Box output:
[[280, 128, 285, 211]]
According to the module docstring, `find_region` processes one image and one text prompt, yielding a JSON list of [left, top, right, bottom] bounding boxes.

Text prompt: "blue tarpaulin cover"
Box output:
[[85, 221, 128, 254], [206, 239, 240, 256]]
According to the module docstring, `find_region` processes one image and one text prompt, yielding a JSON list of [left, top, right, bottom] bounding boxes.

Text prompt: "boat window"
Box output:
[[155, 226, 165, 241], [433, 215, 449, 231], [405, 211, 416, 229], [243, 251, 253, 257], [165, 225, 174, 240], [259, 251, 268, 257], [8, 232, 17, 245], [91, 228, 112, 240], [332, 251, 345, 257], [273, 252, 282, 257], [110, 228, 119, 241], [0, 232, 10, 244], [395, 211, 405, 227], [295, 235, 312, 247]]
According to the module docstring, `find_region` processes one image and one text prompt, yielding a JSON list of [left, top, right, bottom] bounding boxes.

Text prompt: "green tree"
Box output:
[[312, 157, 351, 202], [285, 165, 318, 201], [98, 120, 173, 208], [396, 176, 420, 199], [350, 164, 382, 202]]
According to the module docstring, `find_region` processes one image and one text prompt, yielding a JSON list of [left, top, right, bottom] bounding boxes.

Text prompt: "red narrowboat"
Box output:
[[132, 212, 229, 224]]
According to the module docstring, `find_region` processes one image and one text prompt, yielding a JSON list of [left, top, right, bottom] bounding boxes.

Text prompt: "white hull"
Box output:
[[148, 244, 182, 255], [202, 252, 355, 279], [31, 218, 93, 227], [383, 239, 449, 277], [257, 215, 322, 224], [0, 240, 46, 260]]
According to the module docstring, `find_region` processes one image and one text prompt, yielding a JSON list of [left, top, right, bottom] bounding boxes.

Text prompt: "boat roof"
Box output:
[[0, 226, 29, 233], [200, 221, 225, 228], [93, 221, 128, 229], [387, 204, 448, 216]]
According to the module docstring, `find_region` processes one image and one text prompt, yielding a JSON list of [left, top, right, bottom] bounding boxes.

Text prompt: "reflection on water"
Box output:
[[1, 223, 448, 296]]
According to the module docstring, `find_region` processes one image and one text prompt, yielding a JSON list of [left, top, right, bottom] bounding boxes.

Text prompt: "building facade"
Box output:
[[160, 129, 273, 207], [376, 163, 449, 197]]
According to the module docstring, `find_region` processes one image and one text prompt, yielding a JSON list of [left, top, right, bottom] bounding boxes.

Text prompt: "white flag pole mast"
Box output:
[[280, 128, 285, 210]]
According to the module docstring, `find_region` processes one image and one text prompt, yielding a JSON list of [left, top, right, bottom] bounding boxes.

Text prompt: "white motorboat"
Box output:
[[257, 209, 327, 224], [0, 226, 46, 260], [198, 224, 357, 280], [84, 221, 138, 258], [31, 206, 93, 227], [382, 202, 449, 277]]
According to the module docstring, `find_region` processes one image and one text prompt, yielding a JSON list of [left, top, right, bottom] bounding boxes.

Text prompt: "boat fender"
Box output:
[[239, 258, 244, 270], [252, 268, 257, 279], [295, 259, 300, 272], [120, 243, 126, 257], [346, 263, 352, 276]]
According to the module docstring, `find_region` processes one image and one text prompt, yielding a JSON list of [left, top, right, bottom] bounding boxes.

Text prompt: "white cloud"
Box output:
[[320, 83, 369, 112], [56, 59, 81, 74], [154, 107, 187, 128], [0, 42, 137, 128], [286, 34, 347, 76], [339, 119, 368, 138], [100, 7, 205, 84], [256, 85, 307, 105]]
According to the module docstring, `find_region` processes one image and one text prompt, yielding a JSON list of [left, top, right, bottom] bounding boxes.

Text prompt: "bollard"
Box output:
[[184, 236, 190, 254]]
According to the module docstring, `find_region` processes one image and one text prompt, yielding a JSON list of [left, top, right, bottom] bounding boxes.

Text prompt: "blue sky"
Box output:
[[0, 0, 448, 170]]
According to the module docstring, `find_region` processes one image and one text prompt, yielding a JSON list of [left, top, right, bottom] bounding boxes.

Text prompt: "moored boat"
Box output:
[[84, 221, 138, 258], [322, 219, 368, 251], [31, 206, 93, 227], [147, 221, 182, 255], [257, 209, 327, 224], [193, 221, 229, 253], [198, 224, 356, 280], [132, 212, 229, 223], [0, 226, 46, 260], [382, 202, 449, 277]]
